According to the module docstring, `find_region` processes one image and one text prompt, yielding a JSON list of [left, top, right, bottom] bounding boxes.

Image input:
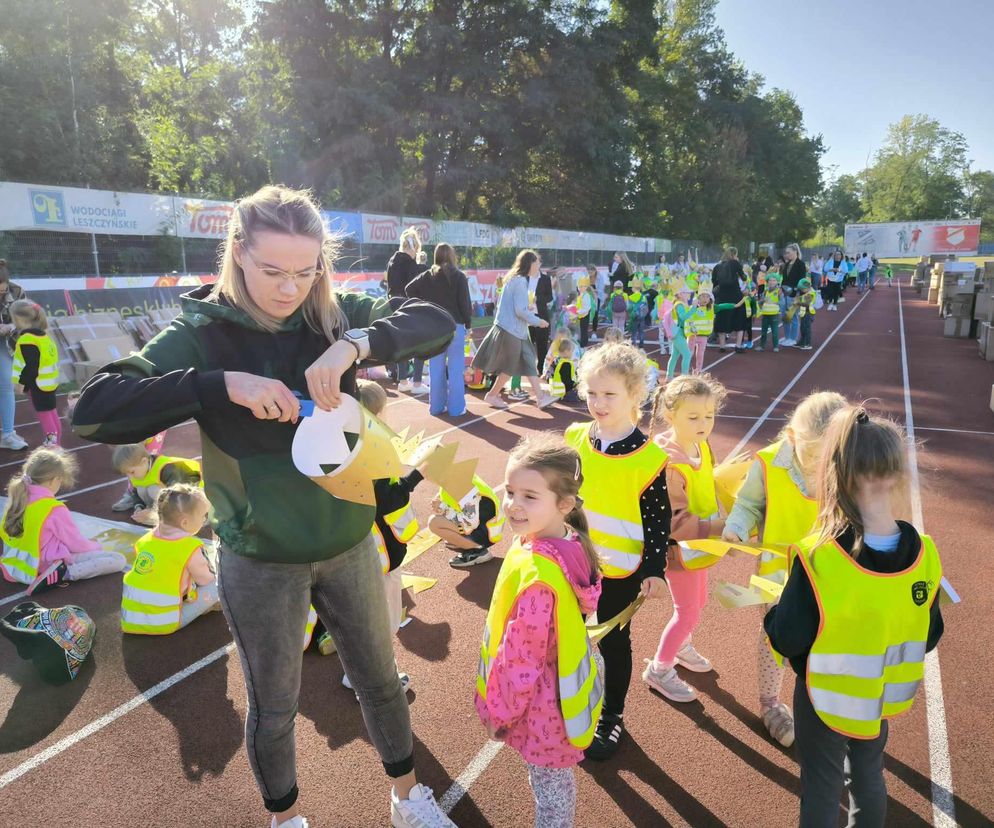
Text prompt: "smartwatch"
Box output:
[[342, 328, 369, 362]]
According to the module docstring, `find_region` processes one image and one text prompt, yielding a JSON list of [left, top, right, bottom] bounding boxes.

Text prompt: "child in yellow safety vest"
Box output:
[[789, 277, 817, 350], [428, 471, 504, 569], [757, 274, 784, 352], [1, 447, 126, 593], [723, 391, 848, 748], [642, 374, 727, 703], [121, 484, 219, 635], [476, 434, 603, 828], [685, 291, 716, 374], [547, 338, 578, 402], [111, 443, 201, 527], [765, 406, 945, 825], [565, 342, 670, 760], [9, 300, 61, 446]]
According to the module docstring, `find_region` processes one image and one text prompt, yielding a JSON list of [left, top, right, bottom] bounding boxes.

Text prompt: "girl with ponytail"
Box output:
[[476, 434, 602, 828], [1, 447, 126, 592]]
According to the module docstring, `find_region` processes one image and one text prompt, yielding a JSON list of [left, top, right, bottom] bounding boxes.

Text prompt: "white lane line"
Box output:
[[439, 740, 504, 815], [0, 589, 28, 609], [915, 425, 994, 437], [896, 283, 956, 828], [725, 290, 871, 459], [0, 643, 235, 791]]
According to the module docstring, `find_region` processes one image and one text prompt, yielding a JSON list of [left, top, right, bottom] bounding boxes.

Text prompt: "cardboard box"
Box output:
[[78, 335, 136, 364], [927, 287, 940, 304], [943, 317, 971, 338], [53, 312, 123, 346], [943, 295, 974, 318], [990, 384, 994, 414], [981, 323, 994, 361], [974, 293, 994, 321]]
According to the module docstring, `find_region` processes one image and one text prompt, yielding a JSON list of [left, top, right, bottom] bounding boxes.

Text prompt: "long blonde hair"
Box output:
[[780, 391, 848, 478], [4, 448, 78, 537], [10, 299, 48, 331], [816, 406, 907, 555], [399, 227, 422, 258], [212, 185, 346, 340], [506, 434, 601, 578]]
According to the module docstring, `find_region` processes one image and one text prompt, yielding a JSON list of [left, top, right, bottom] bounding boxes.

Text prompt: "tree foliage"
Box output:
[[0, 0, 833, 243]]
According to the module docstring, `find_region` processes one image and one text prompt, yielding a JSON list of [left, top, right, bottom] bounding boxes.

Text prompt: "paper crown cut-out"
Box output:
[[292, 394, 403, 506], [421, 442, 479, 502]]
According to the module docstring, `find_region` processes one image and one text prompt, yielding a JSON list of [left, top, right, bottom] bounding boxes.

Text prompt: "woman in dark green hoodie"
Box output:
[[71, 186, 459, 828]]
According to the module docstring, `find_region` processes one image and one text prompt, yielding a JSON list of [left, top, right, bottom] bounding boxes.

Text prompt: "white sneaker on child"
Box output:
[[642, 659, 697, 703], [675, 643, 713, 673], [397, 380, 413, 392], [270, 815, 309, 828], [391, 783, 457, 828], [762, 702, 795, 747], [0, 432, 28, 450]]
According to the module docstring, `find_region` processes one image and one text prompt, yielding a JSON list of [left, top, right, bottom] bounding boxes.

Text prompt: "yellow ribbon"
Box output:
[[587, 595, 646, 644]]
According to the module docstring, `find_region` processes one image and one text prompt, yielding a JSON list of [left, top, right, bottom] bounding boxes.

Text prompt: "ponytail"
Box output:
[[4, 474, 31, 537], [3, 447, 78, 537], [564, 499, 602, 581]]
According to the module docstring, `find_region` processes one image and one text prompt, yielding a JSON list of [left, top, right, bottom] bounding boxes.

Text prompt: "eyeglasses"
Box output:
[[240, 245, 323, 285]]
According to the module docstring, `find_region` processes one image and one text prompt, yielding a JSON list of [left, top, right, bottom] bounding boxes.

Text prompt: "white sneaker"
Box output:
[[397, 380, 413, 392], [762, 702, 796, 747], [391, 783, 457, 828], [409, 383, 430, 396], [0, 432, 28, 450], [270, 815, 309, 828], [675, 643, 713, 673], [642, 659, 697, 702]]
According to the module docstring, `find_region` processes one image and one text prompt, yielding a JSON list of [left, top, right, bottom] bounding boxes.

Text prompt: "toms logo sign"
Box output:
[[30, 190, 67, 227], [364, 217, 400, 243]]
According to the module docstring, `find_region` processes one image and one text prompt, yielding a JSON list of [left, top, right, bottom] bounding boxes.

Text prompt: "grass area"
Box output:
[[472, 315, 494, 329]]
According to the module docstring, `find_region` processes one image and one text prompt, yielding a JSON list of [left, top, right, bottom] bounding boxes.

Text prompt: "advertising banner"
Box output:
[[173, 197, 235, 239], [324, 211, 362, 240], [844, 220, 981, 257], [361, 213, 402, 245], [401, 217, 434, 245]]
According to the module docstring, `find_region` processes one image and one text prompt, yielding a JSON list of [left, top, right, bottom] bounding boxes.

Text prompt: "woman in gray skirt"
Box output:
[[473, 249, 553, 409]]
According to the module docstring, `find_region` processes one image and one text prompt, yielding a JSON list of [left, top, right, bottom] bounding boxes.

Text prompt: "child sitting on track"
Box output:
[[765, 406, 944, 826], [723, 391, 847, 747], [121, 484, 219, 634], [111, 442, 201, 526], [112, 432, 167, 514], [429, 472, 505, 570], [1, 447, 126, 593], [476, 434, 602, 828], [642, 374, 727, 703], [9, 300, 61, 446], [565, 341, 670, 760]]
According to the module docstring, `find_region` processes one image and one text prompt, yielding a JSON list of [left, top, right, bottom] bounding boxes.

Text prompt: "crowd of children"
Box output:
[[0, 282, 947, 828]]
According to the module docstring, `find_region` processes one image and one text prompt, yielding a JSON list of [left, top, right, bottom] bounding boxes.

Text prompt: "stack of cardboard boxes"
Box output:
[[938, 263, 981, 338]]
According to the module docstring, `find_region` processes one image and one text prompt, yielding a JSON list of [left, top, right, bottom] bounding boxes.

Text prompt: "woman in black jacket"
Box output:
[[71, 185, 457, 828], [405, 242, 472, 417], [780, 243, 808, 346], [387, 229, 428, 393], [712, 246, 749, 352]]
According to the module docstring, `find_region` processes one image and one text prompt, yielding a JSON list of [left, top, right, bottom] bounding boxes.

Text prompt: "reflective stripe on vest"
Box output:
[[130, 455, 202, 505], [372, 524, 390, 575], [565, 422, 667, 578], [550, 359, 574, 399], [440, 475, 505, 544], [684, 307, 714, 337], [303, 605, 318, 650], [0, 497, 60, 584], [384, 499, 418, 545], [762, 288, 781, 315], [12, 332, 60, 391], [121, 532, 203, 635], [796, 533, 942, 739], [477, 540, 603, 748], [757, 440, 818, 575]]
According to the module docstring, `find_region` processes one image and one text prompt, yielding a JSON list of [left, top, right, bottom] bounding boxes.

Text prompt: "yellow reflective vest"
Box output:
[[121, 532, 206, 634], [12, 332, 59, 391], [130, 455, 202, 504], [477, 539, 603, 748], [762, 287, 782, 316], [790, 531, 942, 739], [565, 422, 667, 578], [0, 497, 61, 584], [670, 442, 723, 570], [549, 358, 574, 399], [303, 605, 318, 650], [757, 440, 818, 576], [684, 306, 715, 337], [440, 475, 505, 544]]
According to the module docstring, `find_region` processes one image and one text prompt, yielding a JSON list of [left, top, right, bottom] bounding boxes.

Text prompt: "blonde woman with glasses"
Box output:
[[72, 185, 459, 828]]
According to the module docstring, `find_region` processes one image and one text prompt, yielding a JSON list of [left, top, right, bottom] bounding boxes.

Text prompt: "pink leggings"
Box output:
[[34, 406, 61, 445], [654, 566, 709, 666], [689, 336, 707, 373]]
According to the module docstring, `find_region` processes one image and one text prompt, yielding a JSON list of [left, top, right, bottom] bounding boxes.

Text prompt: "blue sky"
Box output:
[[716, 0, 994, 180]]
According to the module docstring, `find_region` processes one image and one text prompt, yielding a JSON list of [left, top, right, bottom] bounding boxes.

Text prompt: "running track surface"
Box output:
[[0, 282, 991, 827]]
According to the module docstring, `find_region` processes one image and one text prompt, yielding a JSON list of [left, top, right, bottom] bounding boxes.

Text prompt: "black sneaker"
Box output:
[[584, 713, 625, 761], [449, 548, 493, 568]]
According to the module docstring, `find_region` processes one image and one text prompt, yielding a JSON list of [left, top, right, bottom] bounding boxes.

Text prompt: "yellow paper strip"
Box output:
[[749, 574, 785, 601], [401, 529, 441, 566], [714, 580, 772, 609], [587, 595, 646, 644], [401, 573, 438, 594]]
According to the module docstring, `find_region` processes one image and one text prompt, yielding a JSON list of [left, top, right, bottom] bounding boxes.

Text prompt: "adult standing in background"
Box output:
[[779, 244, 808, 347], [671, 253, 690, 280], [654, 255, 669, 280], [529, 263, 554, 370], [405, 243, 472, 417], [752, 249, 774, 279], [593, 263, 610, 340], [808, 253, 824, 289], [712, 246, 749, 353], [0, 261, 29, 450], [386, 229, 428, 396], [855, 252, 871, 294], [822, 250, 847, 311], [611, 252, 634, 292], [474, 249, 553, 410]]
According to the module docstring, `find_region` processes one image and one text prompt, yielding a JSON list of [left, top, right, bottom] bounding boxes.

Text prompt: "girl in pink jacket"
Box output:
[[476, 435, 602, 828]]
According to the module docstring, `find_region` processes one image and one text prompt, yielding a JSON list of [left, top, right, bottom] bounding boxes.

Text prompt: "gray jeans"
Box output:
[[218, 533, 413, 813], [794, 680, 888, 828]]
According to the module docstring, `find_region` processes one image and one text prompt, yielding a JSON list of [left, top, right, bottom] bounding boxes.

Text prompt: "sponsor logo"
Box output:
[[134, 550, 155, 575], [406, 221, 432, 243], [30, 189, 67, 227], [184, 201, 233, 237], [911, 580, 928, 606], [364, 217, 399, 242]]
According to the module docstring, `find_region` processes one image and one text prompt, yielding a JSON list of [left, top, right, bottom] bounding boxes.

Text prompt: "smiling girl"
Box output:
[[564, 342, 670, 760], [476, 434, 602, 828]]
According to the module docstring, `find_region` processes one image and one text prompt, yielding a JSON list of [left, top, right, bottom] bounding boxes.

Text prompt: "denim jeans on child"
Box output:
[[217, 533, 414, 813], [760, 315, 780, 349], [630, 314, 646, 347], [0, 349, 16, 437], [798, 313, 813, 348], [428, 323, 467, 416]]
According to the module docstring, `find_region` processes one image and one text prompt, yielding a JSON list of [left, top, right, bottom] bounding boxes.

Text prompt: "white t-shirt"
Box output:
[[856, 256, 870, 273], [809, 257, 823, 275]]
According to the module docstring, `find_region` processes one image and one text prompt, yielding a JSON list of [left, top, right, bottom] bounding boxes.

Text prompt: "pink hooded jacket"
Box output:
[[475, 534, 602, 768]]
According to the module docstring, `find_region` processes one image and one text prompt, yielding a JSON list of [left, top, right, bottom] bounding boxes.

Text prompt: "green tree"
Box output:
[[811, 173, 863, 239], [965, 170, 994, 243]]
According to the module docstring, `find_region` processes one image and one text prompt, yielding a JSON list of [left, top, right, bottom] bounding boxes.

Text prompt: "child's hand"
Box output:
[[710, 517, 726, 536], [430, 496, 443, 515], [640, 575, 666, 600], [722, 527, 743, 543]]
